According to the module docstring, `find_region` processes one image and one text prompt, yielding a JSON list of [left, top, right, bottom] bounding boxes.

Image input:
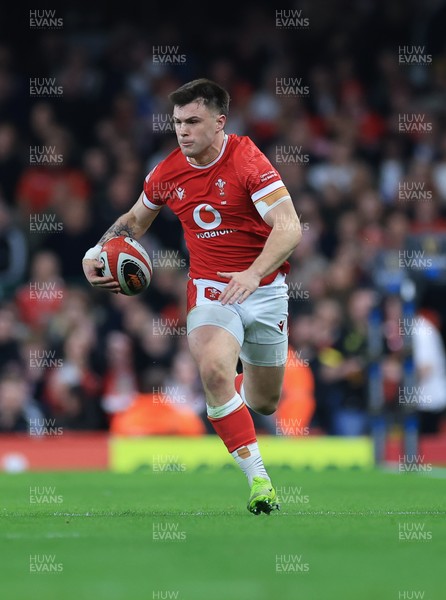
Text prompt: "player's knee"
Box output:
[[199, 359, 230, 394], [255, 403, 278, 416], [250, 392, 280, 416]]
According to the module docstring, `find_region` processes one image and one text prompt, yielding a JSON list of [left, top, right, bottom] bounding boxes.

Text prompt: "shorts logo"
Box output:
[[193, 203, 222, 230], [204, 286, 221, 301], [278, 319, 286, 332]]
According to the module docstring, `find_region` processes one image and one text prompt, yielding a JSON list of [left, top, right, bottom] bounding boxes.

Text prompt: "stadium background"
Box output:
[[1, 3, 446, 600], [0, 0, 446, 466]]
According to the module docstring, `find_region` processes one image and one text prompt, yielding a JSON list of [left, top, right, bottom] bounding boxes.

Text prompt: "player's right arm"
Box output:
[[82, 191, 160, 291]]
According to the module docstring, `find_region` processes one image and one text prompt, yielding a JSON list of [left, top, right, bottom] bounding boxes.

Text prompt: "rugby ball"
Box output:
[[100, 236, 152, 296]]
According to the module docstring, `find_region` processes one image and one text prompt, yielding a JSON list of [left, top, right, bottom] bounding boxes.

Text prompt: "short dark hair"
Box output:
[[168, 78, 230, 116]]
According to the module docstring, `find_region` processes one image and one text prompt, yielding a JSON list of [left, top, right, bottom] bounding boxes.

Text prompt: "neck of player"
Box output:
[[188, 131, 225, 166]]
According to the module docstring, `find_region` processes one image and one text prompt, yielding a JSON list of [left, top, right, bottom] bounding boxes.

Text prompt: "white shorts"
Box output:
[[186, 274, 289, 367]]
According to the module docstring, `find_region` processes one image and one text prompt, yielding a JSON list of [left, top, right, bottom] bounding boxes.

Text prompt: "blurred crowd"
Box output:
[[1, 0, 446, 437]]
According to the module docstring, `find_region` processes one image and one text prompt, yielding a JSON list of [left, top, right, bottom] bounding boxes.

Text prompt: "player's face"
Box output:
[[173, 101, 225, 160]]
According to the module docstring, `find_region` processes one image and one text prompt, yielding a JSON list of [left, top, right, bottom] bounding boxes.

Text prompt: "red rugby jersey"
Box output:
[[143, 133, 291, 285]]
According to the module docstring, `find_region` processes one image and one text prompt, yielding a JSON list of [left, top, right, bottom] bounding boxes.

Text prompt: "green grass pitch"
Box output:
[[1, 467, 445, 600]]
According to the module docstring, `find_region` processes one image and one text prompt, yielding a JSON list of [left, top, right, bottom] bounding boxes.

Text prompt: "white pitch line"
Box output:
[[3, 532, 81, 539], [380, 465, 446, 479], [276, 510, 446, 516]]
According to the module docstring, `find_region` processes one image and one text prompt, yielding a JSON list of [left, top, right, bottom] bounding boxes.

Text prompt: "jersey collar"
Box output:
[[186, 134, 228, 169]]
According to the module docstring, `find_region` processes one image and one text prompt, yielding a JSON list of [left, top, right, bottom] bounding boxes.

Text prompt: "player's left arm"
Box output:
[[218, 198, 301, 305]]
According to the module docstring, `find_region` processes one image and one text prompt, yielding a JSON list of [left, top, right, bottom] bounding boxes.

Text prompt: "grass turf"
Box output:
[[1, 467, 445, 600]]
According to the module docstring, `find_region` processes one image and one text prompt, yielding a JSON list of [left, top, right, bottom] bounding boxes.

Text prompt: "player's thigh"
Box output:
[[237, 275, 288, 413], [187, 296, 244, 369], [188, 324, 241, 371], [187, 303, 242, 398], [186, 279, 244, 361], [188, 324, 241, 404]]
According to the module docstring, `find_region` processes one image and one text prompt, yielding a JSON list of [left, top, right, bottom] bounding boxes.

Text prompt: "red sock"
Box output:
[[234, 373, 244, 396], [208, 404, 257, 453]]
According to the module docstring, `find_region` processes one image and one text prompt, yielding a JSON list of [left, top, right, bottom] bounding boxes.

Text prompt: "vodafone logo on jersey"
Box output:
[[193, 202, 237, 239], [193, 203, 222, 230]]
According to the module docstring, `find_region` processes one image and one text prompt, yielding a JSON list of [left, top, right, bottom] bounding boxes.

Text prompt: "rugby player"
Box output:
[[83, 78, 302, 514]]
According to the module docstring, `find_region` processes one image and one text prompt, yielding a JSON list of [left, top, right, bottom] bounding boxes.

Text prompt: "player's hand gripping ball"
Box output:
[[100, 236, 152, 296]]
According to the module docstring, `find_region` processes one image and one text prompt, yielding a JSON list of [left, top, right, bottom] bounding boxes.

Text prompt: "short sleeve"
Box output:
[[142, 165, 164, 210], [236, 138, 291, 219]]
